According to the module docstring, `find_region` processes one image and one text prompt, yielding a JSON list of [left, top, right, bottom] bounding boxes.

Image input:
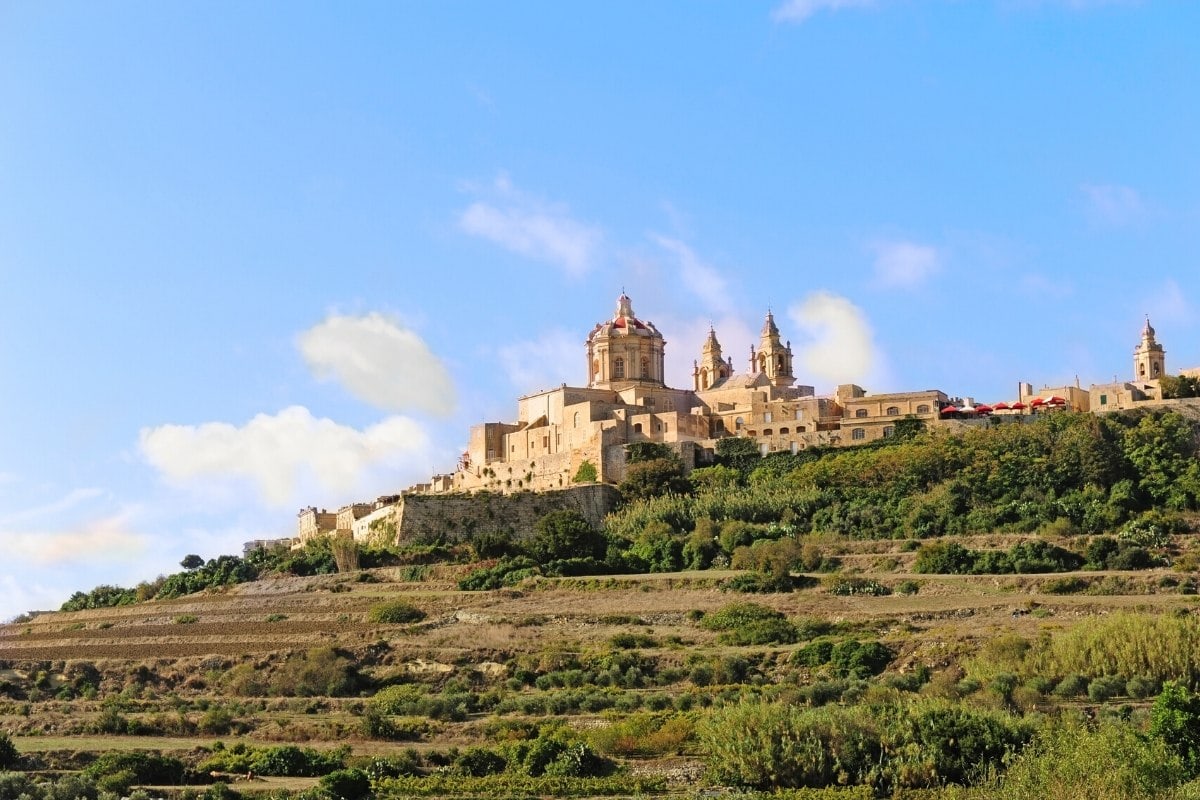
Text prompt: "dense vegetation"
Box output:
[[14, 407, 1200, 798]]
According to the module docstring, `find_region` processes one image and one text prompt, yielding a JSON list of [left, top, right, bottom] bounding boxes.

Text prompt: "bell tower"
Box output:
[[693, 326, 732, 391], [752, 311, 795, 388], [1133, 317, 1166, 381]]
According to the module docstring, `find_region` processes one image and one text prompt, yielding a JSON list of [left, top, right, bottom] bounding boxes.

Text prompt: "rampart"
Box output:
[[395, 484, 621, 544]]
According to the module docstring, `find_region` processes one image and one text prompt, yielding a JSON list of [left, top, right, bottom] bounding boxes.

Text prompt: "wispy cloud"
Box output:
[[788, 291, 883, 386], [140, 406, 434, 507], [0, 487, 104, 527], [771, 0, 876, 24], [650, 235, 735, 315], [1082, 183, 1145, 226], [5, 509, 147, 566], [1144, 278, 1191, 326], [497, 328, 578, 394], [298, 312, 456, 417], [870, 240, 941, 288], [459, 174, 602, 277]]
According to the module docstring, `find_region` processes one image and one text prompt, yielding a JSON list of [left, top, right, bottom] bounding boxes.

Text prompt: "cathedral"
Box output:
[[428, 293, 946, 493]]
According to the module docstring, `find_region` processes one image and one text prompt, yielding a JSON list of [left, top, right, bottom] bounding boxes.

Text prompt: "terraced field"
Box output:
[[3, 538, 1199, 798]]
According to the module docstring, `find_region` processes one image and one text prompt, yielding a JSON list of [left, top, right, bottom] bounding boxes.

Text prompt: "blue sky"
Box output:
[[1, 1, 1197, 619]]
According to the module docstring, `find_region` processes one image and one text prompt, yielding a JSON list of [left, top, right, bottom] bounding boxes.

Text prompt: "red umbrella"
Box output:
[[992, 402, 1010, 410], [1010, 402, 1027, 410], [975, 404, 993, 414], [941, 405, 959, 414], [1030, 397, 1046, 407], [1046, 396, 1067, 405]]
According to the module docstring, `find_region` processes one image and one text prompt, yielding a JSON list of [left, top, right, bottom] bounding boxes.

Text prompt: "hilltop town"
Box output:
[[295, 293, 1200, 547]]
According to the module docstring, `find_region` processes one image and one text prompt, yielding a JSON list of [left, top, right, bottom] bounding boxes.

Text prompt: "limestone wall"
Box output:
[[394, 484, 621, 545]]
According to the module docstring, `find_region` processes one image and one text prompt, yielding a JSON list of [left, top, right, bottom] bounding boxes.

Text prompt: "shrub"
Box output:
[[1088, 674, 1127, 702], [174, 614, 198, 624], [1053, 673, 1090, 698], [320, 768, 371, 800], [1042, 576, 1089, 595], [0, 731, 18, 769], [367, 600, 426, 624], [830, 640, 894, 679]]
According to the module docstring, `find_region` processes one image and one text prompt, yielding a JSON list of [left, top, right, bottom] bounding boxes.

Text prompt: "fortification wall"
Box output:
[[394, 484, 620, 545]]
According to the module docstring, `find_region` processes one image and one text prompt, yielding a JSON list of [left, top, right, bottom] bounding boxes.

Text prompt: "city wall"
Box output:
[[394, 483, 621, 545]]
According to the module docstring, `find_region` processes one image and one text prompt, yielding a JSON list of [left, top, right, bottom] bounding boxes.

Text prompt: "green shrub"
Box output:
[[0, 731, 19, 769], [1088, 674, 1127, 702], [1042, 576, 1089, 595], [174, 614, 198, 624], [367, 600, 426, 624], [1053, 673, 1090, 698], [319, 768, 371, 800]]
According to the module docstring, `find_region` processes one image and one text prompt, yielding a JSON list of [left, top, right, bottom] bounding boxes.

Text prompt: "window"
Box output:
[[780, 427, 789, 434], [663, 423, 669, 433], [1100, 394, 1108, 406], [916, 404, 930, 414], [763, 429, 773, 435], [886, 406, 900, 416], [543, 436, 549, 448], [764, 412, 773, 423], [486, 449, 495, 459], [641, 357, 650, 378], [573, 412, 580, 427], [614, 357, 625, 379], [735, 416, 744, 430], [883, 426, 895, 438], [655, 422, 662, 432], [665, 399, 674, 411], [855, 409, 868, 418], [633, 423, 642, 433], [852, 428, 865, 441]]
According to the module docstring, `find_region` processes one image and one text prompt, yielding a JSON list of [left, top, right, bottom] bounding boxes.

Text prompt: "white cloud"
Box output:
[[459, 174, 602, 276], [650, 235, 735, 315], [497, 328, 578, 394], [788, 291, 882, 386], [139, 406, 433, 507], [870, 240, 941, 288], [772, 0, 876, 23], [1082, 183, 1145, 226], [298, 313, 456, 417], [0, 487, 104, 526], [5, 510, 147, 566]]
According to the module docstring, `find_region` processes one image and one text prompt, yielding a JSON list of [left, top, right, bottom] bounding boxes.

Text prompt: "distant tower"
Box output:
[[1133, 317, 1166, 381], [693, 326, 731, 391], [586, 293, 667, 389], [752, 311, 795, 388]]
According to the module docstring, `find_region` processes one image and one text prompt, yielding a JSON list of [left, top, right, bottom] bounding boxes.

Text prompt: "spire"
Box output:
[[761, 310, 780, 338], [1143, 315, 1156, 340]]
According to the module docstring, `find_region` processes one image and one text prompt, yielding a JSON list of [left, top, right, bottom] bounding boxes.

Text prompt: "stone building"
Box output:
[[426, 292, 956, 494]]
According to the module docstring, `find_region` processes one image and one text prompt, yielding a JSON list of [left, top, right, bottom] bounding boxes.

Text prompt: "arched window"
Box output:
[[735, 416, 744, 430], [763, 429, 773, 436], [855, 408, 868, 418], [614, 357, 625, 379], [883, 426, 895, 438], [780, 427, 789, 434], [852, 428, 865, 441], [916, 404, 930, 414], [641, 357, 650, 378], [633, 422, 642, 433], [886, 406, 900, 416], [573, 412, 580, 427], [592, 359, 600, 379], [700, 369, 709, 390]]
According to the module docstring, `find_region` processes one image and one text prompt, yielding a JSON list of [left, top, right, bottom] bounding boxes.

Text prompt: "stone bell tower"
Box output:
[[1133, 317, 1166, 381], [749, 310, 795, 388], [693, 326, 732, 391]]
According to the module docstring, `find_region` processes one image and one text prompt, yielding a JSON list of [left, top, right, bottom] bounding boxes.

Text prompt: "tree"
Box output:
[[180, 554, 204, 571], [572, 460, 598, 483], [1151, 681, 1200, 778], [619, 457, 690, 501], [530, 510, 606, 562], [716, 437, 761, 477]]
